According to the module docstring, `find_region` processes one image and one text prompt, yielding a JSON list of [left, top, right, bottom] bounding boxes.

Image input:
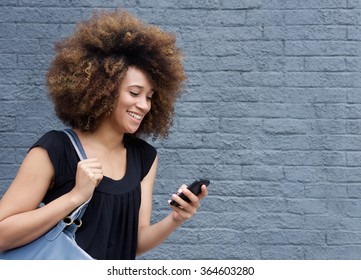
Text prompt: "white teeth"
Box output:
[[128, 112, 142, 120]]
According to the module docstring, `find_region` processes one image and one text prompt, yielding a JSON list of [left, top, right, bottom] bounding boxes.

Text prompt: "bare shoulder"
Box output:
[[0, 147, 54, 220]]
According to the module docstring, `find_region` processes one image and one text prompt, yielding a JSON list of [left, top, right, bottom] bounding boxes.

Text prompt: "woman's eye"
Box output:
[[146, 95, 153, 101], [130, 91, 139, 96]]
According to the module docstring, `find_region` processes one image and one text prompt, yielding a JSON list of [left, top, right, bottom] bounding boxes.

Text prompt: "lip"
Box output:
[[127, 110, 143, 121]]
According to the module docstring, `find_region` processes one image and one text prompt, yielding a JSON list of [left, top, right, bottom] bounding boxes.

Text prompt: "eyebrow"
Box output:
[[128, 85, 144, 90], [128, 85, 154, 94]]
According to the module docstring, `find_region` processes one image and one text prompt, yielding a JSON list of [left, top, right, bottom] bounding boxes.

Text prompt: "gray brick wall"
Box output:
[[1, 0, 361, 260]]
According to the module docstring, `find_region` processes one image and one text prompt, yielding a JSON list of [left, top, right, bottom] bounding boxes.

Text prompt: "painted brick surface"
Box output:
[[1, 0, 361, 260]]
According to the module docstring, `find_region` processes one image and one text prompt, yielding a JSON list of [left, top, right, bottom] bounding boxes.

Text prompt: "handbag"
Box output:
[[0, 129, 93, 260]]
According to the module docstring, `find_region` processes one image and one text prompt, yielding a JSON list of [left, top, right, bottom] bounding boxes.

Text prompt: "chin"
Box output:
[[126, 126, 140, 135]]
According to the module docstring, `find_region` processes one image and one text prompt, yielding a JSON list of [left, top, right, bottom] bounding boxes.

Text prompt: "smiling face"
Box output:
[[108, 66, 154, 134]]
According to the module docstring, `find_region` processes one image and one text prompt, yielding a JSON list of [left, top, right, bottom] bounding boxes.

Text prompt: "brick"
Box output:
[[57, 0, 135, 8], [282, 0, 347, 9], [0, 23, 17, 38], [169, 228, 241, 245], [347, 185, 361, 198], [259, 88, 347, 103], [201, 40, 281, 56], [327, 231, 361, 245], [244, 150, 346, 166], [0, 54, 17, 69], [305, 57, 346, 72], [139, 244, 259, 259], [214, 56, 268, 71], [220, 118, 262, 134], [285, 9, 361, 25], [286, 198, 327, 214], [16, 24, 60, 39], [0, 148, 16, 163], [348, 90, 361, 103], [177, 86, 220, 102], [284, 57, 304, 71], [328, 199, 361, 217], [262, 119, 309, 135], [346, 57, 361, 71], [347, 120, 361, 134], [348, 0, 361, 8], [0, 39, 41, 54], [242, 166, 284, 181], [305, 245, 361, 259], [346, 152, 361, 166], [0, 117, 15, 132], [1, 7, 82, 23], [139, 0, 221, 9], [285, 72, 358, 87], [138, 9, 247, 27], [265, 26, 347, 40], [0, 85, 45, 100], [285, 41, 361, 56], [177, 117, 220, 133], [17, 54, 52, 70], [304, 215, 346, 230], [217, 103, 317, 119], [305, 184, 347, 198], [18, 0, 60, 6], [185, 212, 257, 231], [258, 214, 304, 229], [216, 87, 260, 102], [15, 116, 61, 133], [0, 133, 37, 148], [246, 10, 284, 26], [256, 230, 325, 245], [0, 180, 12, 198], [0, 7, 15, 23], [221, 0, 262, 9], [0, 163, 20, 179], [261, 246, 305, 259], [0, 0, 17, 5], [157, 163, 243, 181], [348, 26, 361, 40]]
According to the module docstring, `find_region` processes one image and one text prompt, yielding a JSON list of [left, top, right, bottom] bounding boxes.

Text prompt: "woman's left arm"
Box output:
[[136, 155, 208, 256]]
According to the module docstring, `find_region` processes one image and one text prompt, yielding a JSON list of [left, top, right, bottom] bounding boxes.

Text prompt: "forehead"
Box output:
[[121, 66, 153, 89]]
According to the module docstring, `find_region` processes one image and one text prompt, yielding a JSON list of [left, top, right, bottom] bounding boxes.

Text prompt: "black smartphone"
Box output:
[[169, 179, 210, 207]]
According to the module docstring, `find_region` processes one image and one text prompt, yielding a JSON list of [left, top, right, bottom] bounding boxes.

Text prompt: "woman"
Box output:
[[0, 9, 208, 260]]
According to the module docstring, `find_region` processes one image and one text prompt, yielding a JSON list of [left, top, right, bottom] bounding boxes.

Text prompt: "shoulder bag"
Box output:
[[0, 129, 93, 260]]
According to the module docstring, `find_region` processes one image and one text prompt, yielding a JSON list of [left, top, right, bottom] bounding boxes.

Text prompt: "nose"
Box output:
[[136, 95, 151, 112]]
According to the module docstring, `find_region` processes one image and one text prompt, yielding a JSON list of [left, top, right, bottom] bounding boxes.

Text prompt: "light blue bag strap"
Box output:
[[63, 129, 87, 161], [46, 129, 92, 240]]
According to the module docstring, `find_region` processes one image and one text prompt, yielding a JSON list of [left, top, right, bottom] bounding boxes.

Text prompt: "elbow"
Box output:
[[0, 225, 15, 252], [0, 236, 18, 252], [136, 245, 147, 257], [0, 236, 11, 252]]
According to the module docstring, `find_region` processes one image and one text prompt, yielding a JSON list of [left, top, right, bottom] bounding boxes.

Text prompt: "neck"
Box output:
[[74, 122, 125, 153]]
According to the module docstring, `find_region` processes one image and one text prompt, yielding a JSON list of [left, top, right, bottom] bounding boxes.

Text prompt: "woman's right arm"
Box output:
[[0, 147, 102, 251]]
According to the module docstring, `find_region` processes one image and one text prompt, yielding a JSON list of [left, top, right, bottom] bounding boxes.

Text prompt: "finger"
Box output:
[[170, 193, 189, 209], [182, 188, 199, 205], [170, 203, 189, 221], [94, 174, 104, 185], [177, 184, 187, 194], [198, 185, 208, 199]]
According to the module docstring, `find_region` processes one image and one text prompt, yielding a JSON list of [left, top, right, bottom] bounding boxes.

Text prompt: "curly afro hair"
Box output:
[[46, 9, 186, 138]]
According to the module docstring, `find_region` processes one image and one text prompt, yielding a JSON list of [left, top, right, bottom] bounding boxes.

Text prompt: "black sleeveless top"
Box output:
[[30, 130, 157, 260]]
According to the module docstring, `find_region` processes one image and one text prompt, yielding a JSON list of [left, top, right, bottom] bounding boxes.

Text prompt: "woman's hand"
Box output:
[[70, 158, 103, 204], [168, 184, 208, 223]]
